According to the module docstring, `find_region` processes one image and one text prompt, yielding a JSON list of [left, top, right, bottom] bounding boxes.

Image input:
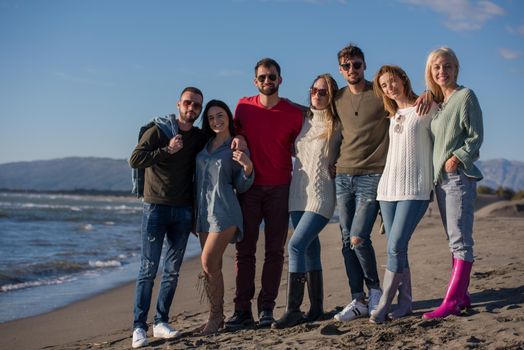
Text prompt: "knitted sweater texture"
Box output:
[[289, 109, 341, 219], [431, 86, 483, 183], [377, 105, 436, 201]]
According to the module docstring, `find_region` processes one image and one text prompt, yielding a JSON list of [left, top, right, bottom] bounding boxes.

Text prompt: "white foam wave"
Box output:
[[0, 202, 141, 212], [79, 224, 94, 231], [89, 260, 122, 268], [1, 276, 76, 293]]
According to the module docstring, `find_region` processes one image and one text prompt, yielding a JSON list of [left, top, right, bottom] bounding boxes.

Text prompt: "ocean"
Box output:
[[0, 192, 201, 323]]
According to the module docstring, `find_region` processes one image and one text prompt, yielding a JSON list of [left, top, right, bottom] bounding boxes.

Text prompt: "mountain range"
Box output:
[[0, 157, 131, 192], [0, 157, 522, 193]]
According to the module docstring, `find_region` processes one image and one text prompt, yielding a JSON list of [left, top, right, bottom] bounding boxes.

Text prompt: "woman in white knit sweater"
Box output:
[[369, 65, 438, 324], [272, 74, 341, 329]]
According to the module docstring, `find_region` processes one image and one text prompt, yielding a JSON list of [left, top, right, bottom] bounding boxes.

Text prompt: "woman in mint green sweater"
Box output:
[[423, 47, 483, 320]]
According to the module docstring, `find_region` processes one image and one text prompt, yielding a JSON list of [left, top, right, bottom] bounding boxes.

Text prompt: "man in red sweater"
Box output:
[[225, 58, 303, 329]]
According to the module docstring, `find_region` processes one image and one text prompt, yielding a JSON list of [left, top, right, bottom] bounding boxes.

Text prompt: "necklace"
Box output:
[[393, 112, 405, 133], [348, 91, 363, 116]]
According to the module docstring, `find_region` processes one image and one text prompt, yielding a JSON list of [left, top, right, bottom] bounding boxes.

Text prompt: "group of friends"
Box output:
[[128, 43, 484, 348]]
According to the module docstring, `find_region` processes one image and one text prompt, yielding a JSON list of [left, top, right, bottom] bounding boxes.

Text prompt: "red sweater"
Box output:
[[234, 96, 303, 186]]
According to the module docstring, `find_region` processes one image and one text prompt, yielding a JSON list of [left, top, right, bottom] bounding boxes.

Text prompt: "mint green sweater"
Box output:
[[431, 86, 483, 183]]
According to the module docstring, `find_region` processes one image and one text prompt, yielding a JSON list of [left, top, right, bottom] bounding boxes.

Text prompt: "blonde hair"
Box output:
[[373, 65, 418, 116], [425, 47, 460, 104], [308, 73, 340, 144]]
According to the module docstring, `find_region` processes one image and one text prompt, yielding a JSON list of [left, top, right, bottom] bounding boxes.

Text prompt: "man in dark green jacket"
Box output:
[[129, 87, 207, 348]]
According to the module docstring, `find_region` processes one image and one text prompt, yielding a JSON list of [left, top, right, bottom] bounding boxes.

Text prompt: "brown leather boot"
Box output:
[[201, 271, 225, 335]]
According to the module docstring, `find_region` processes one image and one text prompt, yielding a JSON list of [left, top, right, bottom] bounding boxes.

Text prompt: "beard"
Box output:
[[258, 84, 279, 96], [180, 111, 198, 124], [348, 75, 363, 86]]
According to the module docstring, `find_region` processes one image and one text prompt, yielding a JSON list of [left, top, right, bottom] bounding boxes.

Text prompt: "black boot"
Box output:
[[305, 270, 324, 321], [271, 273, 306, 329]]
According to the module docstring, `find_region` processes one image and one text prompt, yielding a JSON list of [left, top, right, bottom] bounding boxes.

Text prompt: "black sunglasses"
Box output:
[[182, 100, 202, 109], [340, 61, 363, 71], [310, 87, 328, 97], [256, 74, 277, 82]]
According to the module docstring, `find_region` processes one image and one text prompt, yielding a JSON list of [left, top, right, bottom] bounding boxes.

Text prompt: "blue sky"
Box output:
[[1, 0, 523, 164]]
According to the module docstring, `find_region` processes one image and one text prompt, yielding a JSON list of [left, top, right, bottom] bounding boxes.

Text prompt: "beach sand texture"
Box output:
[[0, 199, 523, 349]]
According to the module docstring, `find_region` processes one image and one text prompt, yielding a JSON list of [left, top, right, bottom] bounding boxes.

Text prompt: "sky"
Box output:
[[1, 0, 523, 164]]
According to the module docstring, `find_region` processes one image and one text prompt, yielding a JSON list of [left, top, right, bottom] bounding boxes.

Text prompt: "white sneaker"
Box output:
[[132, 328, 148, 348], [153, 322, 181, 339], [333, 299, 368, 322], [368, 288, 383, 314]]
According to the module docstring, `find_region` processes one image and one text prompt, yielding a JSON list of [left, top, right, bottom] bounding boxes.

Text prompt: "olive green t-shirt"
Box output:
[[334, 81, 389, 175]]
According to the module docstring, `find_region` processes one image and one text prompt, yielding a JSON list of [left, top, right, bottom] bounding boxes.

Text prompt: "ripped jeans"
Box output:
[[133, 203, 192, 331], [336, 174, 381, 301]]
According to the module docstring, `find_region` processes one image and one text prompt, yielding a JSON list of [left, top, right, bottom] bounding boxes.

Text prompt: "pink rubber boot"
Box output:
[[453, 257, 471, 310], [423, 259, 473, 319]]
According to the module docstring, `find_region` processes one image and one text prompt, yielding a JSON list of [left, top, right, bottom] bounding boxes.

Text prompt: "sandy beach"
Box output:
[[1, 198, 523, 349]]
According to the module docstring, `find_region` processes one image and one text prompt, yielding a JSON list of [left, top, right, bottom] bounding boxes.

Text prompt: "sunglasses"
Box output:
[[310, 87, 328, 97], [181, 100, 202, 109], [340, 61, 363, 71], [256, 74, 277, 83]]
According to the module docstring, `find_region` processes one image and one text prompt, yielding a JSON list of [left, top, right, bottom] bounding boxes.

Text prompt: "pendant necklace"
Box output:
[[349, 92, 363, 116], [393, 112, 405, 133]]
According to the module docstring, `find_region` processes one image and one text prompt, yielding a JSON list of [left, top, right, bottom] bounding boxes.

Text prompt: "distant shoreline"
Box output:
[[0, 188, 134, 197]]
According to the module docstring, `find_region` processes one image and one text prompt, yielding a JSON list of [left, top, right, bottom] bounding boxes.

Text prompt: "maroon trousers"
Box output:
[[234, 185, 290, 313]]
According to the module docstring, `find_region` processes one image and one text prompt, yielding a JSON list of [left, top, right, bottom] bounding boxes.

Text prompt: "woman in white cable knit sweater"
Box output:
[[272, 74, 341, 329], [369, 65, 438, 324]]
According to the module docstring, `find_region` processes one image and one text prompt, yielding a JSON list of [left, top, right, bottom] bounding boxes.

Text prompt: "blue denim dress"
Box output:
[[195, 137, 254, 242]]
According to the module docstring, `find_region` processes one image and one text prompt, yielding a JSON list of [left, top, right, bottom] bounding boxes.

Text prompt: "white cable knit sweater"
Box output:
[[289, 109, 341, 219], [376, 105, 437, 201]]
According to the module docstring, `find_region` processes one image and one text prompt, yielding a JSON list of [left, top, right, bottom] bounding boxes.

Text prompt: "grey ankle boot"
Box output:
[[369, 269, 403, 324], [389, 268, 412, 320]]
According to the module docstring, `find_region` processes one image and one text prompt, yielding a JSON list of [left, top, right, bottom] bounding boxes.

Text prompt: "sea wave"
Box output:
[[78, 223, 95, 231], [0, 201, 141, 212], [1, 276, 77, 292], [88, 259, 123, 268], [0, 257, 129, 293]]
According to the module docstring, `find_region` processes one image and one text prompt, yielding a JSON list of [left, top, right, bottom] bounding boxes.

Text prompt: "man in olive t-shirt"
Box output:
[[332, 44, 388, 323]]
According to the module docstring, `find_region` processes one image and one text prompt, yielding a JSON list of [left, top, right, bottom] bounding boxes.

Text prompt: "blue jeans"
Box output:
[[335, 174, 381, 300], [288, 211, 329, 273], [379, 200, 429, 273], [133, 203, 192, 331], [436, 170, 476, 262]]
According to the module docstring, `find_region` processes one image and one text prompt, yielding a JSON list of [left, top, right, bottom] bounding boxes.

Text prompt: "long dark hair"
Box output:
[[201, 99, 236, 140]]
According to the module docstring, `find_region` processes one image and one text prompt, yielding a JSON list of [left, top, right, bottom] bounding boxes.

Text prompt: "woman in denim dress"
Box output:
[[195, 100, 254, 334]]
